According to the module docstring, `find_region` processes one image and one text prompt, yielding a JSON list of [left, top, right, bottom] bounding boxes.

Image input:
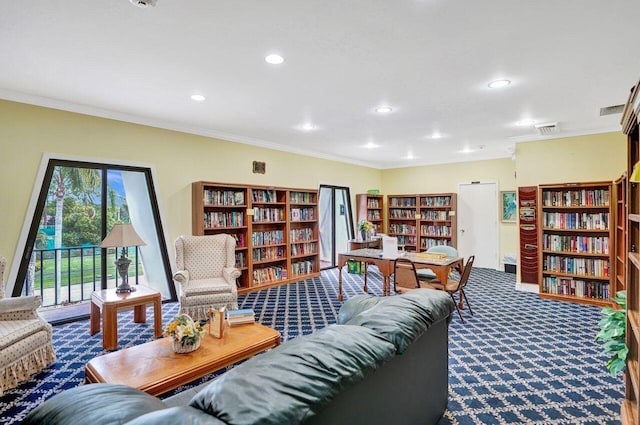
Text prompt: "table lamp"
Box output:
[[100, 224, 146, 293]]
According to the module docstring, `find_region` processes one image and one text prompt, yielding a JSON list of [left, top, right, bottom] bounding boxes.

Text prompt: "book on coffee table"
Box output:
[[228, 308, 255, 326]]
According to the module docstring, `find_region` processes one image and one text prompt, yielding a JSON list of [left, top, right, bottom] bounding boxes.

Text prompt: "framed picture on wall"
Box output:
[[501, 191, 517, 222]]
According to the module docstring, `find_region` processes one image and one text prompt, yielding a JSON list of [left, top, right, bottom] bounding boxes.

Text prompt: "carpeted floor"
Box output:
[[0, 267, 624, 424]]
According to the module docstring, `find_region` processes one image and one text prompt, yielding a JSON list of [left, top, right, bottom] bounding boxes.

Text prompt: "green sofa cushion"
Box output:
[[340, 289, 454, 354], [190, 324, 396, 425]]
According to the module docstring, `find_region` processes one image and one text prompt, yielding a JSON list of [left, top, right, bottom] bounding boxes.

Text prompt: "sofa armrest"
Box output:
[[222, 267, 240, 283], [0, 295, 41, 320]]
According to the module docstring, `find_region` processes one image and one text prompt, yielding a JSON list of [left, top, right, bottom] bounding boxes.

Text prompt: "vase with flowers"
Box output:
[[358, 219, 374, 241], [164, 314, 206, 354]]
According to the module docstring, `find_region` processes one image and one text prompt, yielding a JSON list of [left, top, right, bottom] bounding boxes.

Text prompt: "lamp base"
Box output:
[[115, 284, 136, 294], [114, 251, 135, 293]]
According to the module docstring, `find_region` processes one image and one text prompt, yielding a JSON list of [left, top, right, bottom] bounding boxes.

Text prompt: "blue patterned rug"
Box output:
[[0, 268, 624, 424]]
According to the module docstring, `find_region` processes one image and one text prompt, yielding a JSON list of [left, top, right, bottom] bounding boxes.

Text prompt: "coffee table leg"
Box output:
[[103, 305, 118, 350], [134, 304, 147, 324], [90, 300, 100, 336], [153, 296, 163, 338]]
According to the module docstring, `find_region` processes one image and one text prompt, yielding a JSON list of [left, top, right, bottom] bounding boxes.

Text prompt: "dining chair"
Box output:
[[422, 255, 474, 323], [393, 257, 424, 293], [416, 245, 459, 282]]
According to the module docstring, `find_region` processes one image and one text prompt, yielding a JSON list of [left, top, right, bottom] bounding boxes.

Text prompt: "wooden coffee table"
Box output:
[[85, 323, 281, 396]]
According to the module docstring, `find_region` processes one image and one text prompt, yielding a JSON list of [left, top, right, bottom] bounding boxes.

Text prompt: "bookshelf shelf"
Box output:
[[386, 193, 457, 252], [538, 181, 614, 305], [619, 78, 640, 425], [192, 181, 320, 293]]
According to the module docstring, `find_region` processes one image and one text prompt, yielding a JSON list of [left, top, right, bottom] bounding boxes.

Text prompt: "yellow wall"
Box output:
[[0, 100, 381, 275], [0, 98, 628, 286]]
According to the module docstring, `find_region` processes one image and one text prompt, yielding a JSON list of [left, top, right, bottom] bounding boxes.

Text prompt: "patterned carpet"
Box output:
[[0, 267, 624, 424]]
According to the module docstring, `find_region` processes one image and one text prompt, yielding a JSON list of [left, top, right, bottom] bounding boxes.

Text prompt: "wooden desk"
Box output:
[[337, 248, 463, 301], [85, 323, 281, 396], [90, 285, 163, 351], [348, 238, 382, 250]]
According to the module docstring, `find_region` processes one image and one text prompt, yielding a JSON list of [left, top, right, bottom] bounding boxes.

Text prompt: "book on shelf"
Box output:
[[227, 308, 255, 326]]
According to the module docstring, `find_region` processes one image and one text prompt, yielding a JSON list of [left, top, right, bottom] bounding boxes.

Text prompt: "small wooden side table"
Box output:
[[90, 285, 163, 350]]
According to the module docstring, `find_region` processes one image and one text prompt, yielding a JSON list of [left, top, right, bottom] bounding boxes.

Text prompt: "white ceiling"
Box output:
[[1, 0, 639, 169]]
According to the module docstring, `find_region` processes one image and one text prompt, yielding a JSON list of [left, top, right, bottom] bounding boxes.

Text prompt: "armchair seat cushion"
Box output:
[[182, 279, 235, 296], [0, 319, 48, 350]]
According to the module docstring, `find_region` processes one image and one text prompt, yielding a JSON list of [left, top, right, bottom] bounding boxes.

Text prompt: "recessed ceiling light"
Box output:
[[406, 152, 415, 159], [299, 123, 316, 131], [516, 119, 537, 126], [190, 94, 205, 101], [375, 106, 393, 114], [430, 132, 442, 139], [364, 141, 379, 149], [459, 147, 474, 154], [488, 79, 511, 89], [265, 54, 285, 65]]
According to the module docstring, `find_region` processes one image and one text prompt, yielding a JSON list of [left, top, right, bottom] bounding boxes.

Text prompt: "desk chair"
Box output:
[[422, 255, 474, 323], [393, 257, 426, 293]]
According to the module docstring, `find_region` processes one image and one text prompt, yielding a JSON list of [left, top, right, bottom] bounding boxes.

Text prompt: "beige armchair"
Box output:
[[174, 235, 240, 322], [0, 256, 56, 395]]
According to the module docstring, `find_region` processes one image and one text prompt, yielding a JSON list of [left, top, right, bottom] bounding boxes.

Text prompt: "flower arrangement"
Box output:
[[164, 314, 205, 349], [358, 219, 374, 232]]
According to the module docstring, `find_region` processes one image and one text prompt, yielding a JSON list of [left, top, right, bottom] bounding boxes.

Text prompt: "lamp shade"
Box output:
[[631, 162, 640, 183], [100, 224, 146, 248]]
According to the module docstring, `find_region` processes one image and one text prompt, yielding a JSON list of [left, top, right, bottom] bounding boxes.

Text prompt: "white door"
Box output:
[[457, 182, 499, 269]]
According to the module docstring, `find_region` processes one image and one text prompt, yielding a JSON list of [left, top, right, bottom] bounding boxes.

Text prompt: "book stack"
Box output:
[[227, 308, 255, 326]]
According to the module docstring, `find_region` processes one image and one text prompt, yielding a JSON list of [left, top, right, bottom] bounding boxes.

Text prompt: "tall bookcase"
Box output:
[[616, 173, 628, 295], [192, 181, 320, 294], [386, 193, 457, 252], [356, 193, 384, 234], [538, 182, 614, 306], [621, 80, 640, 425]]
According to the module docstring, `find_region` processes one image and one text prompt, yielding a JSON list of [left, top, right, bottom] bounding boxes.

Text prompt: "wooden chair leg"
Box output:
[[461, 289, 473, 316], [449, 292, 464, 323]]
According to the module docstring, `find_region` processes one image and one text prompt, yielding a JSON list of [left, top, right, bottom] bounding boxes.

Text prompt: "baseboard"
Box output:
[[515, 282, 539, 293]]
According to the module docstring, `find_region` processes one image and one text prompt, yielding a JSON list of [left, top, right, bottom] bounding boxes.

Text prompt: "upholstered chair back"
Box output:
[[175, 235, 236, 280]]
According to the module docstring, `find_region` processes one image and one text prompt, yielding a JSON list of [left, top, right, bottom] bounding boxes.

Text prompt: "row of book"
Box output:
[[420, 240, 453, 249], [235, 251, 246, 267], [389, 209, 416, 219], [543, 256, 610, 277], [227, 308, 256, 326], [291, 242, 317, 256], [419, 196, 452, 207], [291, 207, 315, 221], [541, 212, 609, 230], [252, 189, 280, 203], [252, 246, 286, 261], [367, 199, 381, 208], [542, 189, 610, 207], [421, 211, 451, 221], [252, 230, 284, 246], [204, 212, 244, 228], [368, 211, 381, 220], [395, 235, 417, 246], [389, 198, 417, 207], [420, 225, 452, 236], [290, 191, 315, 204], [542, 277, 610, 300], [204, 190, 245, 206], [252, 207, 285, 223], [291, 228, 314, 242], [232, 233, 246, 248], [253, 266, 287, 284], [292, 260, 314, 276], [389, 224, 417, 235], [542, 235, 610, 255]]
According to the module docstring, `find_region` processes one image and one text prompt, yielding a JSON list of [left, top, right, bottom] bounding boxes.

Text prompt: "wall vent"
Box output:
[[599, 104, 624, 116], [534, 122, 559, 136]]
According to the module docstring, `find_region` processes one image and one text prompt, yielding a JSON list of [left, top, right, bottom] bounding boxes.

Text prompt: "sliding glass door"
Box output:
[[319, 185, 353, 269]]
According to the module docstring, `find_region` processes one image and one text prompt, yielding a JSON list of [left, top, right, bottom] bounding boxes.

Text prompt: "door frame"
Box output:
[[318, 184, 354, 269], [457, 181, 500, 270]]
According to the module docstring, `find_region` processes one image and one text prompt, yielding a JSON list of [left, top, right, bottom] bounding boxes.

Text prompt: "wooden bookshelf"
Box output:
[[518, 186, 539, 284], [621, 79, 640, 425], [616, 173, 628, 295], [356, 193, 384, 234], [192, 182, 320, 294], [386, 193, 457, 252], [538, 181, 614, 306]]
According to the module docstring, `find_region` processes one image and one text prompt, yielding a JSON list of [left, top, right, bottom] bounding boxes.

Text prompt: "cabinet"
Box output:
[[518, 186, 539, 284], [621, 80, 640, 425], [386, 193, 457, 252], [538, 182, 614, 306], [192, 182, 320, 294], [356, 194, 384, 234]]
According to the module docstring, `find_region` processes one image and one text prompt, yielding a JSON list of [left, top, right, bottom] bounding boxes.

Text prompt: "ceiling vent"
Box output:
[[599, 104, 624, 116], [130, 0, 156, 8], [534, 122, 559, 136]]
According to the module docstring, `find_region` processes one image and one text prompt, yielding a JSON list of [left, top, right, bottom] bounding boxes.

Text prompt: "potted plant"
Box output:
[[358, 219, 374, 240], [595, 290, 627, 376]]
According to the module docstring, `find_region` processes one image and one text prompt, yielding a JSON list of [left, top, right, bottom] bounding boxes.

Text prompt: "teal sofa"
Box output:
[[23, 289, 455, 425]]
